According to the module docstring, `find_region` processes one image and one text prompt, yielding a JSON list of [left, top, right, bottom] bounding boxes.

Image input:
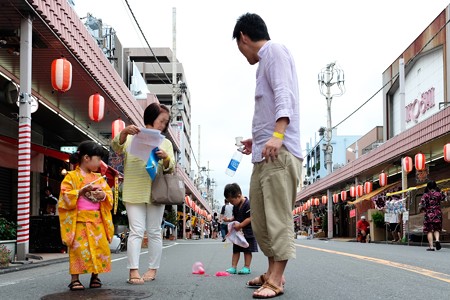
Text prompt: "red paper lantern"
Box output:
[[89, 93, 105, 122], [356, 185, 364, 197], [332, 194, 339, 204], [321, 196, 327, 205], [403, 156, 413, 173], [306, 200, 311, 210], [51, 57, 72, 92], [340, 191, 347, 201], [415, 153, 426, 171], [379, 172, 387, 187], [313, 198, 320, 206], [364, 182, 373, 194], [112, 119, 125, 139], [444, 144, 450, 162], [350, 186, 356, 197]]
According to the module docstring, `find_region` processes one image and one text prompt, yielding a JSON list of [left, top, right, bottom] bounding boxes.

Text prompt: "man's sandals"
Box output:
[[247, 274, 267, 288], [68, 280, 85, 291], [253, 281, 284, 299]]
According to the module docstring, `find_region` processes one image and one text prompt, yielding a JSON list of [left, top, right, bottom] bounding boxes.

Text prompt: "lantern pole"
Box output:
[[318, 62, 345, 239], [16, 15, 34, 261]]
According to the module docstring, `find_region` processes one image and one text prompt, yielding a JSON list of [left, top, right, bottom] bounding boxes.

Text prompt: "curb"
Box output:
[[0, 257, 69, 275]]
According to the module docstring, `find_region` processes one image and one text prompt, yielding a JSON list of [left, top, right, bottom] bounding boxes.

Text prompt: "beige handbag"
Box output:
[[151, 173, 185, 205]]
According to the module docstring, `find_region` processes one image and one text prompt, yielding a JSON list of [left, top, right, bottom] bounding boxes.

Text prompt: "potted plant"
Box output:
[[0, 218, 17, 241], [368, 209, 386, 241], [0, 244, 11, 268], [0, 218, 17, 264]]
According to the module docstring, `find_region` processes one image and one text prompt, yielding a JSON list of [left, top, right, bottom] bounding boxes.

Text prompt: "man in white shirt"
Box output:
[[220, 199, 233, 242]]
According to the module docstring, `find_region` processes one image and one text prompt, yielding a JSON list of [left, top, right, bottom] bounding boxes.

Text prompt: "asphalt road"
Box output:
[[0, 238, 449, 299]]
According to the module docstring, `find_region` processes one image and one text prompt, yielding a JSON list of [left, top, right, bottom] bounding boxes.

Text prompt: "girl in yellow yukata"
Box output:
[[58, 140, 114, 291]]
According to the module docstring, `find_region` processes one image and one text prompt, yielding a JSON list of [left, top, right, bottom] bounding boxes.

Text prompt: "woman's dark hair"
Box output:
[[425, 180, 440, 192], [69, 140, 106, 165], [224, 183, 242, 198], [143, 102, 171, 133], [232, 13, 270, 42]]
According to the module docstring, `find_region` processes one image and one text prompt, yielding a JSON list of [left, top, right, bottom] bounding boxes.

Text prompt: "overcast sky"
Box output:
[[74, 0, 449, 205]]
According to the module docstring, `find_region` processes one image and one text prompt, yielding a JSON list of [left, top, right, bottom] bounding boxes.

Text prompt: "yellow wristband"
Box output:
[[163, 156, 170, 162], [273, 132, 284, 140]]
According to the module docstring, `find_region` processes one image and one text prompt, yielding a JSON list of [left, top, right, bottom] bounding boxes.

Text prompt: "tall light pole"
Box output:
[[318, 62, 345, 239]]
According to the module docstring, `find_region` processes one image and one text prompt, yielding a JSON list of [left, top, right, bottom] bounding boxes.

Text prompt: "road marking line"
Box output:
[[296, 244, 450, 283]]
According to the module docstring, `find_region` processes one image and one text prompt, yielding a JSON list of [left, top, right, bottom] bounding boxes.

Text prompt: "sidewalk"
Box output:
[[0, 252, 69, 275]]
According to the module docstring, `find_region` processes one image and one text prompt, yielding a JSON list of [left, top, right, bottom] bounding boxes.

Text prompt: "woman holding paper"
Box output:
[[111, 103, 175, 284]]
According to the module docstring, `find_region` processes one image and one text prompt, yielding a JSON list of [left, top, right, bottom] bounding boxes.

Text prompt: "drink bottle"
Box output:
[[225, 149, 243, 176]]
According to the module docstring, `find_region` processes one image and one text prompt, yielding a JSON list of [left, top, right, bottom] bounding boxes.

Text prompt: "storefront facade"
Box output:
[[296, 6, 450, 239]]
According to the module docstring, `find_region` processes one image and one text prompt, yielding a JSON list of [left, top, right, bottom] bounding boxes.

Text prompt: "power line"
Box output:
[[333, 17, 450, 130], [123, 0, 172, 85]]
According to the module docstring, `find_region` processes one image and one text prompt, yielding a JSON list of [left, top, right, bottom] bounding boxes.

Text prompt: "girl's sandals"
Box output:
[[68, 280, 85, 291], [89, 276, 102, 288]]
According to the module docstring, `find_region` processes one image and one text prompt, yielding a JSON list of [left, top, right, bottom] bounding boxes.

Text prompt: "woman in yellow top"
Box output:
[[58, 140, 114, 291], [111, 103, 175, 284]]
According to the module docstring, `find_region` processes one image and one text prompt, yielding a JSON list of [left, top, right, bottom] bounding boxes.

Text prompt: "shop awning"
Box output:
[[0, 135, 69, 162], [348, 181, 400, 205]]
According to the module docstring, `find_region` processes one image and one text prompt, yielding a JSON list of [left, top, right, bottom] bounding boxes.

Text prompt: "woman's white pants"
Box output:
[[125, 202, 165, 270]]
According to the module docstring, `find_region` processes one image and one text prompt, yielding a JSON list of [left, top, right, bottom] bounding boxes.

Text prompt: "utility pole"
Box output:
[[318, 62, 345, 239]]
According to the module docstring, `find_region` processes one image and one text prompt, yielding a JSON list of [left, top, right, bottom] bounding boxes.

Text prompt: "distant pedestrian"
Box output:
[[58, 140, 114, 291], [356, 216, 370, 243], [185, 215, 192, 239], [220, 199, 233, 242], [419, 180, 444, 251], [224, 183, 257, 275]]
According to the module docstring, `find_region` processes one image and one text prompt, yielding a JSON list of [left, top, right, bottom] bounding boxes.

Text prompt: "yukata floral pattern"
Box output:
[[58, 166, 114, 274], [419, 190, 444, 233]]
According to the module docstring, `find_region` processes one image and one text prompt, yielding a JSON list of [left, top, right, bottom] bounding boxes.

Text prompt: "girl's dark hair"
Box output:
[[143, 102, 171, 133], [224, 183, 242, 198], [425, 180, 440, 192], [232, 13, 270, 42], [69, 140, 106, 165]]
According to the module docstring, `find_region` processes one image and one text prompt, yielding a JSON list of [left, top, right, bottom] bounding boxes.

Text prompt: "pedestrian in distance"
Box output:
[[232, 12, 303, 298], [111, 102, 175, 284], [43, 186, 58, 215], [220, 199, 234, 242], [419, 180, 445, 251], [224, 183, 258, 275], [185, 215, 193, 239], [58, 140, 114, 291], [356, 216, 370, 243]]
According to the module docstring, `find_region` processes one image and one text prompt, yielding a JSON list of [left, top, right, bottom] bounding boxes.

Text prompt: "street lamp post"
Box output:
[[318, 62, 345, 239]]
